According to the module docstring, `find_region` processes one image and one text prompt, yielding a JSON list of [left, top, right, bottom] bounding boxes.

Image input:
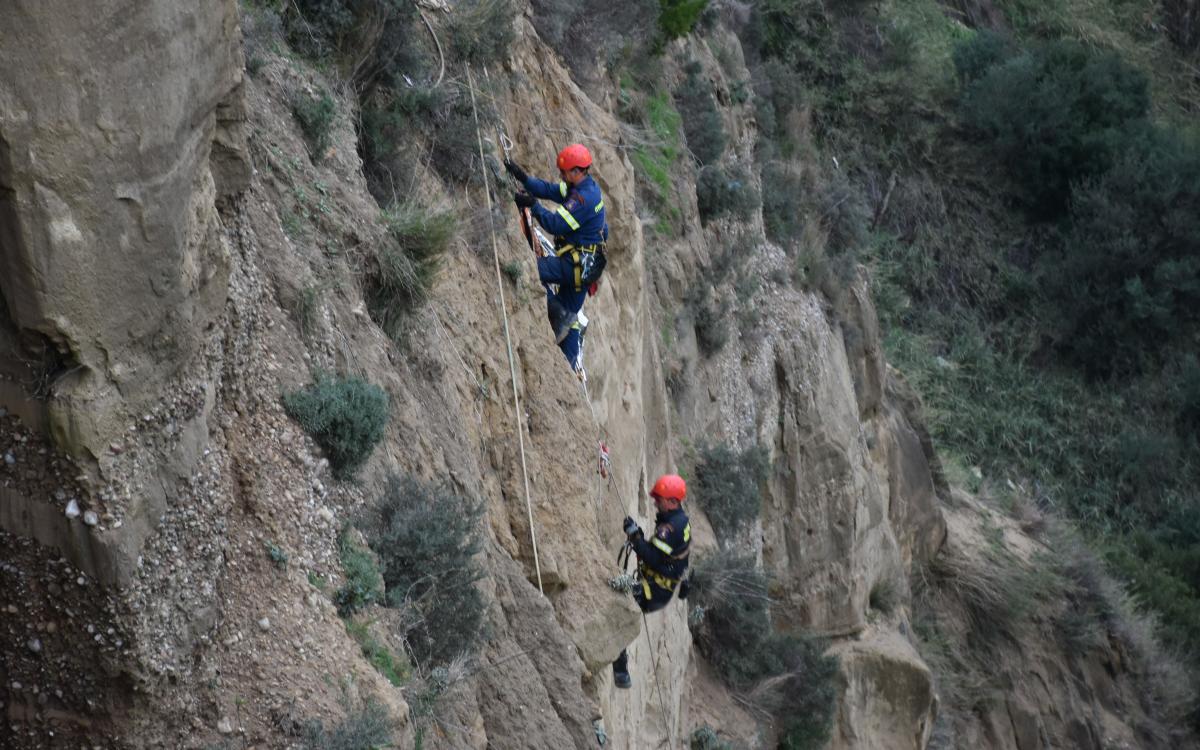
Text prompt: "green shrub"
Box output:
[[283, 374, 389, 479], [1163, 0, 1200, 53], [689, 553, 838, 746], [364, 203, 455, 337], [693, 443, 768, 545], [334, 528, 385, 615], [533, 0, 657, 88], [283, 0, 421, 81], [447, 0, 515, 66], [696, 165, 759, 224], [960, 39, 1150, 217], [1040, 128, 1200, 376], [1107, 538, 1200, 656], [689, 725, 733, 750], [951, 29, 1013, 84], [689, 552, 777, 687], [291, 90, 337, 160], [675, 61, 727, 165], [300, 699, 394, 750], [868, 577, 898, 614], [761, 162, 804, 245], [266, 542, 289, 570], [283, 0, 355, 61], [366, 474, 486, 666], [683, 286, 730, 357], [659, 0, 708, 40], [1174, 355, 1200, 436], [777, 640, 840, 748]]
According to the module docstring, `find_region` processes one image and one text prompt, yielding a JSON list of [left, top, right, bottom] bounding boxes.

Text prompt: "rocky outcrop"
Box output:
[[0, 0, 242, 464], [831, 629, 935, 750], [0, 2, 1183, 749], [0, 0, 247, 585]]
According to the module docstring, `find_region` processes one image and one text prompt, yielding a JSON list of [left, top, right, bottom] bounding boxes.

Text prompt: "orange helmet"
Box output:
[[556, 143, 592, 171], [651, 474, 687, 502]]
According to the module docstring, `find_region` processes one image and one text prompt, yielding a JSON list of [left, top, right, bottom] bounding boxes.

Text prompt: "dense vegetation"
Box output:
[[252, 0, 1200, 738], [689, 553, 839, 749], [724, 0, 1200, 729]]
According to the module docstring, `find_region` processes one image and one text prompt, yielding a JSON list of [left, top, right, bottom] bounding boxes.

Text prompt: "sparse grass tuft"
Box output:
[[299, 699, 394, 750], [628, 90, 684, 233], [501, 260, 523, 286], [334, 527, 384, 616], [365, 203, 455, 338], [346, 618, 411, 686]]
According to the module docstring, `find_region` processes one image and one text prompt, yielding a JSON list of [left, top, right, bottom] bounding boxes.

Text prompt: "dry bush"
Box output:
[[1110, 591, 1198, 733]]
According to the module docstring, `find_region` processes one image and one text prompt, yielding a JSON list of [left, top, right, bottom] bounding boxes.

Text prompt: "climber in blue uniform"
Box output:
[[506, 143, 608, 372], [612, 473, 691, 690]]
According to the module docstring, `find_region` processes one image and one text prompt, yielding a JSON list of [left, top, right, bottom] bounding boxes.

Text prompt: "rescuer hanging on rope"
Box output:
[[505, 144, 608, 371], [613, 473, 691, 689]]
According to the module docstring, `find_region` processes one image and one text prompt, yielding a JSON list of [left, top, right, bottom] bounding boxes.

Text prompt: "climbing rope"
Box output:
[[466, 64, 544, 596], [643, 609, 677, 750], [469, 71, 675, 746]]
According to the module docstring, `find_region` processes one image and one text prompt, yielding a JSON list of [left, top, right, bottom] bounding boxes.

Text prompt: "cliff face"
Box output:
[[0, 0, 247, 586], [0, 3, 1182, 750]]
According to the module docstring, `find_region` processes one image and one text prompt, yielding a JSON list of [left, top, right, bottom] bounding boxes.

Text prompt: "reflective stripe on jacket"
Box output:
[[523, 173, 608, 246]]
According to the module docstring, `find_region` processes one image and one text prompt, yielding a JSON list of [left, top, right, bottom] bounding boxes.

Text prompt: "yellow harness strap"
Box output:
[[554, 243, 599, 292]]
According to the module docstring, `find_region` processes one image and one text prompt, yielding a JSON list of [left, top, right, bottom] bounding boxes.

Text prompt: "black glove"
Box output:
[[504, 160, 528, 183], [678, 578, 690, 600], [622, 516, 642, 539], [514, 192, 536, 209]]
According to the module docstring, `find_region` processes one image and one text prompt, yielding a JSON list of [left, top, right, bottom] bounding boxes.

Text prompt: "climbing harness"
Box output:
[[553, 242, 607, 293], [467, 64, 544, 596]]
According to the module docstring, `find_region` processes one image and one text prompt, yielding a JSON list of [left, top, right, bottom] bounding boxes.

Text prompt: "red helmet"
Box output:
[[556, 143, 592, 171], [651, 474, 687, 502]]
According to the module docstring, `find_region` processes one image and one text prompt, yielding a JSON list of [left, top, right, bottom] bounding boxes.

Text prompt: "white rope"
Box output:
[[466, 64, 543, 596], [468, 69, 673, 745]]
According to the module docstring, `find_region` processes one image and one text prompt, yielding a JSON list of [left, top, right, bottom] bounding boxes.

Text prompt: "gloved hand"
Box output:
[[514, 192, 536, 209], [622, 516, 642, 539], [678, 578, 690, 600], [504, 159, 528, 183]]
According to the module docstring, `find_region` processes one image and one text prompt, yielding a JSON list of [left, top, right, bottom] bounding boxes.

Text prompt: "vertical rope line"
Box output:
[[466, 64, 543, 596], [643, 609, 677, 750]]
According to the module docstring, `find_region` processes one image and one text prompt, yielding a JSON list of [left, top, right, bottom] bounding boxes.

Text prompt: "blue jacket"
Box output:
[[633, 507, 691, 582], [522, 173, 608, 246]]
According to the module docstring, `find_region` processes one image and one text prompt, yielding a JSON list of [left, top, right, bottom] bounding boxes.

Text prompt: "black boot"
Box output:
[[612, 649, 632, 689], [546, 296, 577, 344]]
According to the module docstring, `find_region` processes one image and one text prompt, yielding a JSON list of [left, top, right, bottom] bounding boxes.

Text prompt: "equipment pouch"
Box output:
[[581, 248, 607, 286]]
